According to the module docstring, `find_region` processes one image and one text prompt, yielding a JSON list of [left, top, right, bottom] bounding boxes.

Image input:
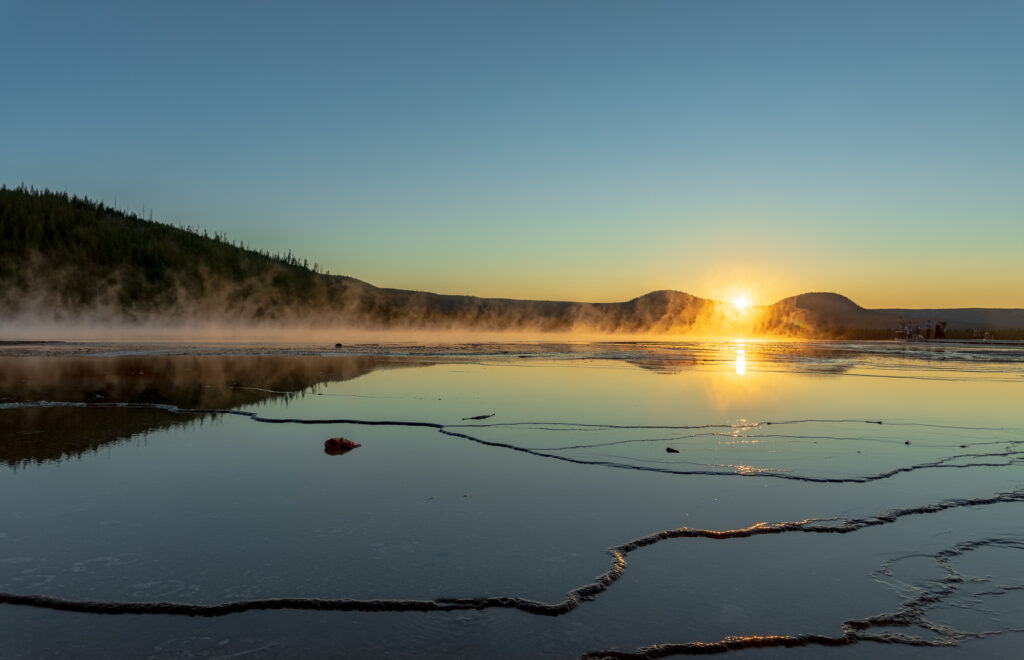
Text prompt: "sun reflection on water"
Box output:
[[735, 347, 746, 375]]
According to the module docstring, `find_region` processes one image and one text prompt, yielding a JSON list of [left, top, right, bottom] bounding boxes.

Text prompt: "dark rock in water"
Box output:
[[666, 447, 679, 453], [325, 437, 361, 455]]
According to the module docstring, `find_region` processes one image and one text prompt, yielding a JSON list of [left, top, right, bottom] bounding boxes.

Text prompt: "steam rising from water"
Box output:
[[1, 281, 858, 342]]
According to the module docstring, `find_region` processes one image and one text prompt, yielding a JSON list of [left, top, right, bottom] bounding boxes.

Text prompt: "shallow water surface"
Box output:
[[1, 341, 1023, 658]]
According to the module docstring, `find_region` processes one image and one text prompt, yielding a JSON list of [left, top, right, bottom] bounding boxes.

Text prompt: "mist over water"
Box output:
[[1, 261, 907, 342], [0, 300, 773, 342], [1, 341, 1023, 658]]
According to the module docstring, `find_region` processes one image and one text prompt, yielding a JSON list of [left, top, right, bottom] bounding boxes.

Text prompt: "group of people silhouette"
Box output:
[[897, 320, 999, 342], [896, 318, 947, 341]]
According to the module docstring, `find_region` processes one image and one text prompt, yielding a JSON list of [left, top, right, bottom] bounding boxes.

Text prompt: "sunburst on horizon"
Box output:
[[731, 294, 753, 311]]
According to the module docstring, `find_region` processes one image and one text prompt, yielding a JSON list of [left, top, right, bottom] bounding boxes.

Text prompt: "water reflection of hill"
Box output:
[[1, 407, 200, 469], [0, 356, 428, 468], [625, 358, 700, 374]]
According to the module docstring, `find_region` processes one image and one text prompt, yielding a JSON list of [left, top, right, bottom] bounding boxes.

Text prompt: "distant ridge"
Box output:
[[1, 187, 1021, 337], [760, 293, 895, 335]]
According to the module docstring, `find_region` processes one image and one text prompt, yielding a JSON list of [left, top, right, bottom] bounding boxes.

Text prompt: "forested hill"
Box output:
[[0, 185, 374, 323]]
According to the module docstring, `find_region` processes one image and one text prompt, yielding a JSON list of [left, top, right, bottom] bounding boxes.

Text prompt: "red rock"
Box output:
[[324, 437, 361, 454]]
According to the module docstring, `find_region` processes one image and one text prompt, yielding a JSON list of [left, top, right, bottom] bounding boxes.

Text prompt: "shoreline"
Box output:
[[2, 337, 1023, 359]]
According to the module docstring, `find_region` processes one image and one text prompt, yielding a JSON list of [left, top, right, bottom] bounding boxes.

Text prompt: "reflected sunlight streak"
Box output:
[[735, 348, 746, 375]]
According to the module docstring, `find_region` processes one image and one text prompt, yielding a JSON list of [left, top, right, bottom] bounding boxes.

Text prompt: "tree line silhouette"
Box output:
[[0, 185, 334, 314]]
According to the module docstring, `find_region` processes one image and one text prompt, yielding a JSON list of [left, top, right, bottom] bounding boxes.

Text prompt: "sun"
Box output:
[[731, 295, 752, 311]]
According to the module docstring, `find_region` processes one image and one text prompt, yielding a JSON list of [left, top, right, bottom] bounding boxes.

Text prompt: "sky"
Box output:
[[2, 0, 1022, 308]]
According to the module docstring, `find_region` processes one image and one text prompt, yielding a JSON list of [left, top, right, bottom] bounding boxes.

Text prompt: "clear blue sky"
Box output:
[[3, 0, 1022, 307]]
